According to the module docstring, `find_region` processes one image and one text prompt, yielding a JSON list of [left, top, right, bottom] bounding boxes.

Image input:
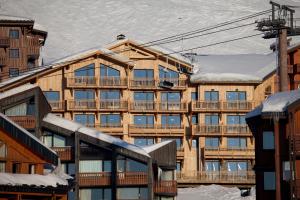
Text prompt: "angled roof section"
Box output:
[[0, 84, 38, 100]]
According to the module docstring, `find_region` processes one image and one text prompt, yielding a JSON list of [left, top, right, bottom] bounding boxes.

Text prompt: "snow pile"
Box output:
[[178, 185, 255, 200]]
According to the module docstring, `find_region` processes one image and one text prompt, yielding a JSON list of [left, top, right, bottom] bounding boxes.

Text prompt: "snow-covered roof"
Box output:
[[0, 14, 33, 22], [43, 114, 149, 157], [107, 39, 192, 65], [246, 89, 300, 119], [190, 53, 276, 83], [143, 140, 173, 153], [0, 84, 38, 100], [33, 22, 47, 33], [0, 172, 68, 187]]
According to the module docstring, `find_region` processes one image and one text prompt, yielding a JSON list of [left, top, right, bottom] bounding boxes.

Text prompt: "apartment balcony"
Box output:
[[130, 78, 157, 89], [222, 101, 254, 112], [290, 134, 300, 156], [204, 147, 255, 159], [158, 78, 187, 90], [177, 147, 184, 159], [79, 172, 111, 186], [154, 180, 177, 196], [158, 102, 188, 113], [177, 170, 255, 185], [128, 124, 184, 136], [191, 100, 255, 112], [192, 125, 252, 136], [27, 37, 40, 57], [48, 100, 65, 112], [67, 99, 97, 111], [95, 123, 124, 135], [117, 172, 148, 185], [0, 37, 9, 48], [51, 146, 73, 161], [192, 125, 222, 136], [8, 115, 36, 130], [129, 101, 157, 112], [99, 100, 128, 111], [223, 125, 252, 136], [0, 56, 7, 66], [67, 76, 98, 87], [99, 77, 127, 88], [192, 101, 221, 112]]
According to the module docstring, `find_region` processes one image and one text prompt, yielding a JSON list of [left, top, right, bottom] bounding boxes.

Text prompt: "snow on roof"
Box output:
[[0, 84, 38, 100], [143, 140, 173, 153], [190, 53, 276, 83], [33, 22, 47, 33], [0, 172, 68, 187], [0, 14, 33, 22], [246, 89, 300, 119], [43, 114, 149, 157], [107, 39, 192, 65], [0, 113, 57, 156]]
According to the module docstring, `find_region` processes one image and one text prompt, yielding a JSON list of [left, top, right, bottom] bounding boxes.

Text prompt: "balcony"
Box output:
[[177, 147, 184, 159], [27, 37, 40, 57], [290, 134, 300, 156], [158, 102, 188, 113], [191, 100, 255, 112], [0, 56, 7, 66], [128, 124, 184, 136], [223, 125, 252, 136], [117, 172, 148, 185], [99, 77, 127, 88], [51, 146, 73, 161], [192, 125, 222, 136], [222, 101, 254, 112], [192, 101, 221, 112], [49, 100, 65, 111], [130, 78, 156, 89], [79, 172, 111, 186], [154, 180, 177, 196], [158, 78, 187, 90], [192, 125, 252, 136], [67, 76, 97, 87], [99, 100, 128, 111], [0, 37, 9, 48], [68, 99, 97, 110], [177, 171, 255, 185], [204, 147, 255, 159], [129, 101, 157, 112], [95, 123, 124, 135], [9, 115, 36, 130]]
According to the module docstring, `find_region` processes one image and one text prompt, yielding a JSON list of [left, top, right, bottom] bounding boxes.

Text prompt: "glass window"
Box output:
[[9, 49, 19, 58], [0, 162, 5, 172], [44, 91, 60, 101], [161, 138, 182, 150], [74, 90, 95, 100], [100, 114, 121, 125], [205, 115, 219, 125], [4, 102, 27, 116], [80, 188, 111, 200], [75, 64, 95, 76], [227, 115, 246, 125], [9, 68, 19, 77], [68, 163, 76, 176], [176, 162, 181, 172], [134, 92, 154, 101], [133, 69, 154, 78], [134, 138, 154, 147], [42, 131, 66, 147], [192, 139, 197, 148], [191, 92, 198, 101], [227, 137, 247, 149], [226, 91, 246, 101], [103, 161, 112, 172], [192, 115, 198, 125], [117, 188, 147, 200], [161, 92, 180, 102], [75, 114, 95, 126], [100, 90, 120, 100], [9, 29, 19, 39], [117, 158, 147, 172], [100, 64, 120, 77], [205, 161, 220, 171], [161, 115, 181, 127], [227, 161, 247, 171], [263, 131, 274, 150], [264, 172, 276, 190], [159, 65, 179, 79], [134, 115, 154, 125], [205, 138, 219, 148], [0, 141, 6, 158], [205, 91, 219, 101], [79, 160, 102, 173]]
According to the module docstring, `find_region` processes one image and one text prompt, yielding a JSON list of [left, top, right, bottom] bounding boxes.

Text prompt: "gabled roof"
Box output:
[[0, 113, 58, 164], [0, 14, 33, 23], [0, 84, 38, 100]]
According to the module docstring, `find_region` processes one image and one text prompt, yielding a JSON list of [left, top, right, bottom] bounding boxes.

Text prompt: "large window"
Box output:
[[134, 115, 154, 126], [75, 64, 95, 76], [134, 138, 154, 147], [4, 101, 35, 116], [263, 131, 274, 150], [100, 114, 121, 126], [159, 65, 179, 79], [161, 115, 181, 128], [205, 114, 219, 125], [227, 137, 246, 149], [100, 90, 120, 100], [227, 161, 247, 172], [117, 188, 147, 200], [205, 161, 220, 171], [9, 29, 19, 39], [161, 138, 182, 150], [80, 188, 111, 200], [9, 49, 19, 58], [75, 114, 95, 126], [74, 90, 95, 100], [79, 160, 102, 173], [134, 92, 154, 101], [0, 162, 5, 172], [264, 171, 276, 190], [117, 158, 147, 172], [226, 91, 246, 101], [227, 115, 246, 125], [205, 91, 219, 101], [191, 92, 198, 101], [9, 68, 19, 77], [205, 137, 219, 149], [44, 91, 60, 101], [192, 115, 198, 125], [161, 92, 180, 102], [100, 64, 120, 77], [133, 69, 153, 79], [42, 131, 66, 147]]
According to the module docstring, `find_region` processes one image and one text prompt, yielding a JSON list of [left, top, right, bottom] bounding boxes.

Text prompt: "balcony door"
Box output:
[[134, 115, 154, 128], [100, 64, 120, 85], [134, 92, 154, 110], [75, 114, 95, 127], [161, 115, 181, 129], [74, 64, 95, 85], [161, 92, 180, 110], [74, 90, 95, 108]]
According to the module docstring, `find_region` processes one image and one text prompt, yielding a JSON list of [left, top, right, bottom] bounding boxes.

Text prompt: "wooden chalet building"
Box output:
[[0, 14, 47, 81], [0, 112, 70, 199]]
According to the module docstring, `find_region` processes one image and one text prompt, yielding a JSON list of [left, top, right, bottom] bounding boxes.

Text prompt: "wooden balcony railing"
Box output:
[[177, 147, 184, 159], [158, 78, 187, 89], [223, 101, 254, 111], [204, 147, 255, 159], [192, 124, 252, 136], [49, 100, 65, 111], [193, 125, 222, 135], [223, 125, 251, 135], [68, 99, 97, 110], [117, 172, 148, 185], [158, 102, 188, 112], [67, 76, 97, 87], [130, 78, 156, 88], [99, 77, 127, 87], [0, 56, 7, 66], [129, 124, 184, 136], [79, 172, 111, 186], [51, 146, 72, 161], [154, 180, 177, 195], [191, 100, 255, 112], [0, 37, 9, 48], [177, 170, 255, 184], [95, 123, 124, 135], [8, 115, 36, 129], [192, 101, 221, 111], [129, 101, 157, 112], [99, 100, 128, 110]]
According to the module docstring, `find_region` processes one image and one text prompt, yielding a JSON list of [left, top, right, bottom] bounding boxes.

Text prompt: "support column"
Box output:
[[147, 158, 153, 200], [274, 122, 282, 200], [74, 133, 80, 200], [278, 29, 288, 92], [112, 150, 117, 200]]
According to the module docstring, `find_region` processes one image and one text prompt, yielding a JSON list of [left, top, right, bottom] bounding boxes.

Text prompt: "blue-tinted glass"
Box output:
[[103, 161, 112, 172], [227, 162, 238, 171], [44, 91, 59, 101], [238, 162, 247, 170], [226, 91, 246, 101], [134, 92, 154, 101], [100, 64, 120, 77], [191, 92, 198, 101], [176, 162, 181, 171], [127, 159, 147, 172], [205, 115, 219, 125], [161, 92, 180, 101], [134, 69, 153, 78], [205, 138, 219, 147], [100, 90, 120, 99], [227, 115, 245, 124], [205, 91, 219, 101], [240, 116, 246, 124], [192, 115, 198, 124], [75, 64, 95, 76], [239, 92, 246, 100], [74, 90, 95, 99], [134, 138, 154, 147], [104, 189, 112, 200], [101, 114, 121, 124], [159, 65, 179, 78], [75, 114, 95, 125], [227, 138, 246, 148], [161, 138, 182, 149], [205, 161, 220, 171], [169, 115, 180, 125], [134, 115, 154, 125]]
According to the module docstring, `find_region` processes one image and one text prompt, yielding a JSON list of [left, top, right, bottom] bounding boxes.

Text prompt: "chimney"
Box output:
[[117, 34, 126, 40]]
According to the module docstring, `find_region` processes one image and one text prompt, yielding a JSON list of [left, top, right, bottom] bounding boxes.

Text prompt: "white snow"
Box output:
[[0, 84, 37, 100], [43, 113, 83, 132], [0, 14, 32, 22], [0, 172, 68, 187], [143, 140, 173, 153], [33, 22, 47, 32], [190, 72, 261, 83], [178, 185, 255, 200]]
